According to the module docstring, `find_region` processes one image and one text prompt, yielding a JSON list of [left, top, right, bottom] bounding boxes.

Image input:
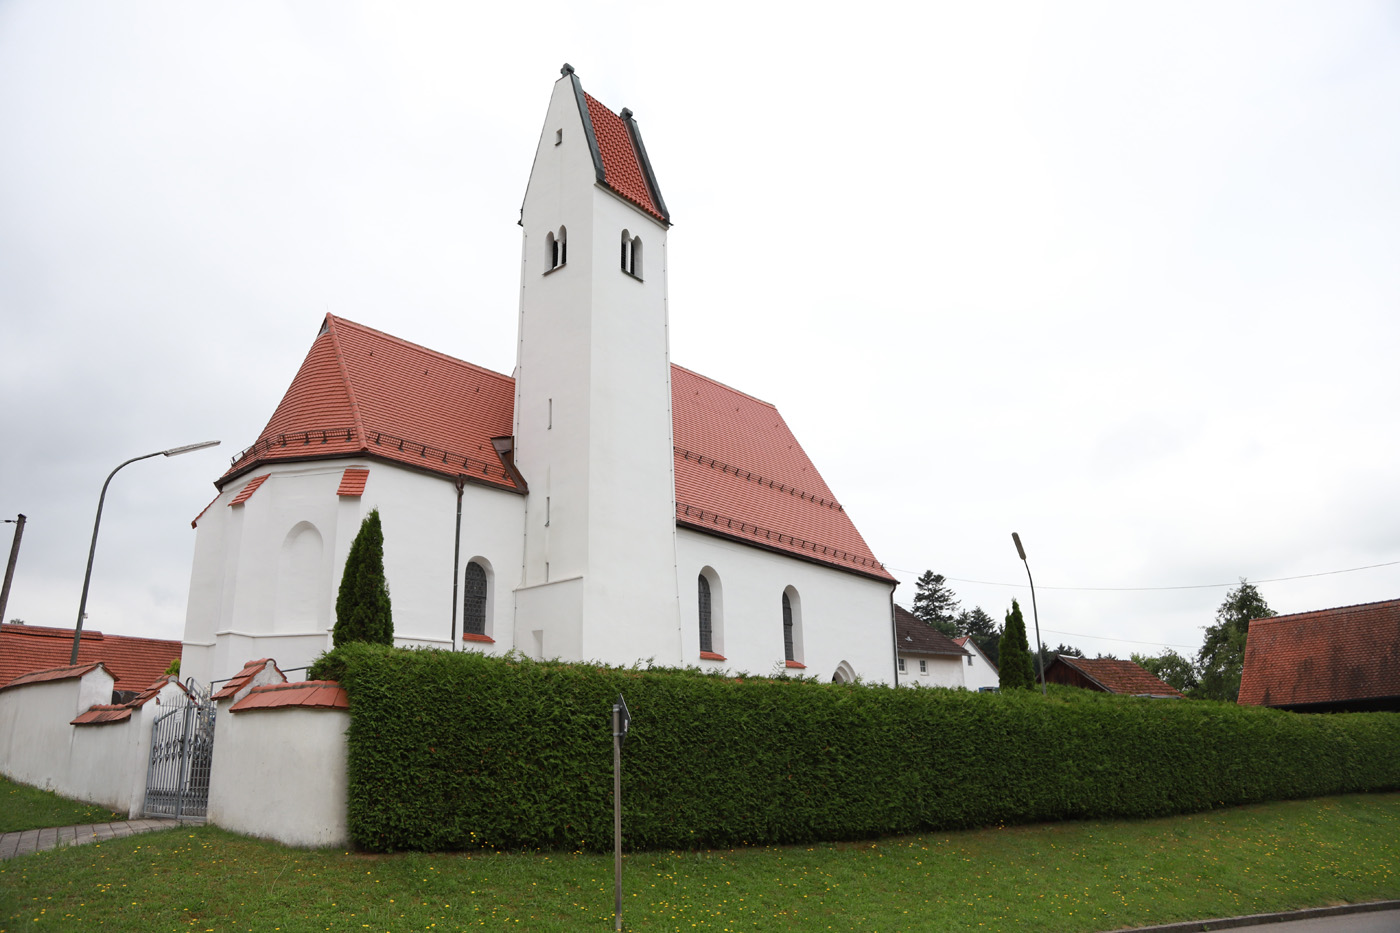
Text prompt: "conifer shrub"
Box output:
[[325, 643, 1400, 854], [333, 509, 393, 648], [999, 599, 1037, 690]]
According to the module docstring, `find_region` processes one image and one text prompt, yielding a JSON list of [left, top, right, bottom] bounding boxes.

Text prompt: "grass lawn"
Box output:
[[0, 776, 123, 834], [1, 793, 1396, 932]]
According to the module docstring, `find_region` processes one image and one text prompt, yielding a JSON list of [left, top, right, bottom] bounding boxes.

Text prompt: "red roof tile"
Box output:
[[0, 625, 179, 690], [336, 467, 370, 497], [1048, 656, 1184, 697], [230, 680, 348, 712], [213, 658, 285, 701], [894, 606, 969, 657], [583, 93, 665, 223], [224, 316, 519, 492], [220, 317, 890, 582], [2, 661, 106, 691], [228, 473, 269, 506], [71, 704, 132, 726], [126, 676, 185, 708], [1238, 598, 1400, 708], [672, 366, 894, 581]]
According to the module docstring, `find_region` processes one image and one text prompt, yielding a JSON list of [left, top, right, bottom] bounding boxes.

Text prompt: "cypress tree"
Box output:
[[334, 509, 393, 648], [998, 599, 1037, 690]]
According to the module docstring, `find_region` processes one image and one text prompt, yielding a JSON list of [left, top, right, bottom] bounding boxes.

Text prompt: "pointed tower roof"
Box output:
[[222, 316, 519, 491], [561, 64, 669, 224]]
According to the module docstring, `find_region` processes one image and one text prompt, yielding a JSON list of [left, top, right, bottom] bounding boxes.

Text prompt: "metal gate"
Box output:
[[143, 680, 216, 820]]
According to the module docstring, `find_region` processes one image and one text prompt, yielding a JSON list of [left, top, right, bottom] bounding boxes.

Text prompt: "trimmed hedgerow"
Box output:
[[325, 643, 1400, 853]]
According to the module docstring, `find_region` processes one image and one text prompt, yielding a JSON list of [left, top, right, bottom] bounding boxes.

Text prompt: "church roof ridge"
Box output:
[[670, 363, 777, 410]]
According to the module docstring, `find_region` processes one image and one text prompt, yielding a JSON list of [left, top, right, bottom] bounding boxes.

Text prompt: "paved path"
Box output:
[[1111, 900, 1400, 932], [0, 819, 189, 860]]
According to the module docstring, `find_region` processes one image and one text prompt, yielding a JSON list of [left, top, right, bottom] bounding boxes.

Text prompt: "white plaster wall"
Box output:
[[675, 528, 897, 685], [206, 703, 349, 848], [183, 459, 524, 685], [897, 653, 966, 689], [67, 714, 143, 812], [962, 642, 1001, 691]]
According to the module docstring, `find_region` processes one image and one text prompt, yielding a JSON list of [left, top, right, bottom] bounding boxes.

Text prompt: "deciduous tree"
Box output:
[[1195, 580, 1274, 702], [334, 509, 394, 648], [1130, 649, 1198, 694]]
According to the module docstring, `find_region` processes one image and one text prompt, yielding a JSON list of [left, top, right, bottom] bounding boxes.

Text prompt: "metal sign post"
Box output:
[[612, 693, 630, 932]]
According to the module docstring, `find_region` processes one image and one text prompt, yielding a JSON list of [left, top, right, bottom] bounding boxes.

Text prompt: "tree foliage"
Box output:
[[1131, 649, 1199, 694], [334, 509, 394, 648], [998, 599, 1037, 690], [956, 606, 999, 665], [1195, 580, 1274, 702], [913, 571, 961, 636]]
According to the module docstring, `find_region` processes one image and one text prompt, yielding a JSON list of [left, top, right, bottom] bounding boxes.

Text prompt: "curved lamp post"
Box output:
[[1012, 532, 1047, 695], [70, 441, 221, 664]]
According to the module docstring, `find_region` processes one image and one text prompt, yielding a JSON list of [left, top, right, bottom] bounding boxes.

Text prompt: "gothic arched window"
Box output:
[[463, 561, 488, 636], [698, 573, 713, 653]]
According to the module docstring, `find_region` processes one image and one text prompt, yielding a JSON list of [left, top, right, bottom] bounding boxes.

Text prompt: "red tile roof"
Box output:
[[228, 473, 269, 506], [1238, 598, 1400, 708], [0, 624, 179, 690], [1049, 655, 1184, 698], [673, 366, 894, 581], [221, 316, 519, 493], [220, 317, 892, 582], [336, 467, 370, 497], [213, 658, 285, 701], [583, 93, 665, 223], [2, 661, 106, 691], [127, 676, 184, 708], [894, 606, 969, 657], [71, 704, 132, 725], [230, 680, 348, 712]]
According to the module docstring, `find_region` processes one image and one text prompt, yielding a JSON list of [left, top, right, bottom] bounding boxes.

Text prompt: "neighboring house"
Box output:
[[893, 606, 969, 688], [0, 623, 180, 699], [1043, 655, 1184, 698], [180, 66, 898, 688], [1238, 598, 1400, 713], [953, 636, 1000, 691]]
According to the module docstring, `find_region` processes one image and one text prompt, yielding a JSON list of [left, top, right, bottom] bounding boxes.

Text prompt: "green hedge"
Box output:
[[317, 644, 1400, 853]]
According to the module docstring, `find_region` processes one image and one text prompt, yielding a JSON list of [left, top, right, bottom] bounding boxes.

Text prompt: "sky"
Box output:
[[2, 1, 1398, 662]]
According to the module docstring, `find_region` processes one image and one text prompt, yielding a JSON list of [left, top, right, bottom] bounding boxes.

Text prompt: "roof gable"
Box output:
[[894, 606, 968, 656], [0, 624, 179, 690], [581, 90, 667, 224], [1238, 598, 1400, 708], [1051, 655, 1183, 698]]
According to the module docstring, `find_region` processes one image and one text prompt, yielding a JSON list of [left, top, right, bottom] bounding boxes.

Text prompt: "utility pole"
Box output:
[[0, 514, 25, 626]]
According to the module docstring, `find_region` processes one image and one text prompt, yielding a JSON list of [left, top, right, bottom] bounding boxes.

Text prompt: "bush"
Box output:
[[333, 509, 393, 648], [325, 644, 1400, 853]]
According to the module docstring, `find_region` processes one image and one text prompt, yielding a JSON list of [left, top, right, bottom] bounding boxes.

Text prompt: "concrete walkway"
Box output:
[[0, 819, 189, 860]]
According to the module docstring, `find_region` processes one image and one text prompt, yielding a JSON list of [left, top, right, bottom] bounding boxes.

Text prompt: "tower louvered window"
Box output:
[[782, 592, 794, 661], [463, 561, 487, 636], [698, 574, 713, 653]]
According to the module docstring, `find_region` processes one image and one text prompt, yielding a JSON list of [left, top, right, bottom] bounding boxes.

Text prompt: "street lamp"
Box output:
[[70, 441, 221, 664], [1011, 532, 1047, 696]]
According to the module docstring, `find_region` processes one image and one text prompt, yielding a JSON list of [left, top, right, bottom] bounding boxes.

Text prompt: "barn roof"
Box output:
[[1047, 655, 1184, 698], [0, 624, 179, 691], [216, 316, 892, 583], [1238, 598, 1400, 709]]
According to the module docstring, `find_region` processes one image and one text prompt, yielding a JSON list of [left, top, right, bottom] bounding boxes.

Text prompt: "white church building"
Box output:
[[181, 66, 899, 688]]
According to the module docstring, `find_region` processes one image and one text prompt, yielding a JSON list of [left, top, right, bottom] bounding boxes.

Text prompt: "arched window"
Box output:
[[698, 574, 713, 652], [546, 226, 567, 271], [782, 592, 794, 661], [620, 230, 641, 278], [463, 560, 488, 637], [782, 587, 803, 666], [697, 567, 724, 659]]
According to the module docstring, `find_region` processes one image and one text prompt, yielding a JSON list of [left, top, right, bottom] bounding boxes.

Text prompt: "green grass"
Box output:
[[0, 776, 123, 834], [1, 793, 1396, 932]]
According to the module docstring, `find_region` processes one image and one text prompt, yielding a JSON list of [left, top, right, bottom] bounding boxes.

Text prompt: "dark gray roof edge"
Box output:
[[621, 108, 670, 224], [568, 70, 607, 185]]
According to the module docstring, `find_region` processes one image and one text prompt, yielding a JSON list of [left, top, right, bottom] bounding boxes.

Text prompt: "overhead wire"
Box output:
[[889, 558, 1400, 593]]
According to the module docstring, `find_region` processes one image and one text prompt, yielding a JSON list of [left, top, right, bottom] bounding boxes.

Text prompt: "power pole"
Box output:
[[0, 514, 25, 626]]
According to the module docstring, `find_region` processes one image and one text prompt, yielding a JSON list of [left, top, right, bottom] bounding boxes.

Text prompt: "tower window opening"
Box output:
[[546, 226, 567, 271], [620, 230, 642, 279]]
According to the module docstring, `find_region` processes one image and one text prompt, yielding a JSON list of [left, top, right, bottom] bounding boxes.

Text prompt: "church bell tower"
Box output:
[[511, 65, 681, 665]]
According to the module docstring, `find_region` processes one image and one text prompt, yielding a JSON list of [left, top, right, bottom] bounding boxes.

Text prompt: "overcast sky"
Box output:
[[2, 1, 1397, 661]]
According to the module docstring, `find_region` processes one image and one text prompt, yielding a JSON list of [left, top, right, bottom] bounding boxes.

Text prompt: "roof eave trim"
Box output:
[[217, 451, 525, 496], [676, 519, 896, 585], [621, 108, 670, 225], [569, 71, 607, 185]]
